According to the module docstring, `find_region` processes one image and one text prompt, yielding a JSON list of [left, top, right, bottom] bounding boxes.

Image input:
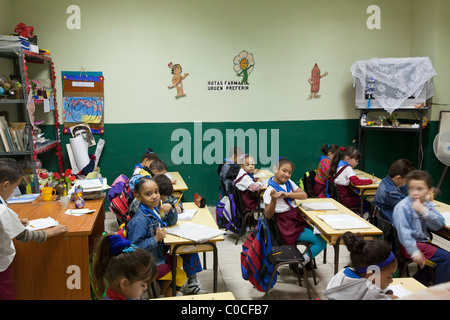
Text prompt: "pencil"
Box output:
[[272, 252, 282, 256], [175, 194, 183, 207]]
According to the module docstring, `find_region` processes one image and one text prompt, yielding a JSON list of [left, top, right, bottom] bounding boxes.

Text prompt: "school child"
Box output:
[[327, 146, 373, 210], [0, 158, 69, 300], [234, 154, 263, 212], [153, 174, 206, 294], [393, 170, 450, 285], [324, 231, 398, 300], [91, 233, 157, 300], [126, 176, 186, 297], [312, 143, 339, 197], [263, 158, 326, 268], [218, 147, 244, 195], [373, 159, 415, 222], [132, 148, 159, 176]]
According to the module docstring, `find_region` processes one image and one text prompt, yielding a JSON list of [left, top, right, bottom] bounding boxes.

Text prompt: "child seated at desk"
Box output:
[[324, 231, 398, 300], [393, 170, 450, 285], [153, 174, 206, 295], [234, 154, 263, 212], [328, 146, 373, 210], [312, 143, 339, 197], [127, 176, 186, 297], [263, 157, 326, 270], [132, 147, 159, 176], [218, 147, 244, 195], [91, 234, 157, 300], [0, 158, 69, 300], [373, 158, 414, 222]]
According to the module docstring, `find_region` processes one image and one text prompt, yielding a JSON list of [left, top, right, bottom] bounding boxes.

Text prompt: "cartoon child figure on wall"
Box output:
[[308, 63, 328, 99], [233, 50, 255, 85], [168, 62, 189, 99]]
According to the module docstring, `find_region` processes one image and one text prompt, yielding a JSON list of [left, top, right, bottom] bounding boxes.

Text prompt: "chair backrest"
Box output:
[[327, 179, 341, 202], [367, 201, 380, 223]]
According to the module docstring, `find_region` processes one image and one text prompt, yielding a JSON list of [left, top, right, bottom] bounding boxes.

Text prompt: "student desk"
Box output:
[[432, 200, 450, 241], [165, 202, 224, 296], [153, 291, 235, 300], [169, 171, 188, 192], [390, 277, 427, 294], [9, 194, 105, 300], [350, 169, 380, 214], [296, 198, 382, 274]]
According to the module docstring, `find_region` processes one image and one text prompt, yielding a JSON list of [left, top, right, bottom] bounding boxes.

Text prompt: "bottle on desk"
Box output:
[[74, 185, 85, 209]]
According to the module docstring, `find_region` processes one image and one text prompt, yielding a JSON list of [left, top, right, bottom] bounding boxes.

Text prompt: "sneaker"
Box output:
[[184, 280, 208, 294]]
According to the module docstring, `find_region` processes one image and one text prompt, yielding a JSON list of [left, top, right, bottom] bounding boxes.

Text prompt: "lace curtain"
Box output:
[[351, 57, 436, 114]]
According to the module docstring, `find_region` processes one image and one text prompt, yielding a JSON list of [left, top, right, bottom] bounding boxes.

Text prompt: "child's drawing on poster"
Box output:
[[308, 63, 328, 99], [63, 97, 103, 123], [233, 50, 254, 85], [168, 62, 189, 99]]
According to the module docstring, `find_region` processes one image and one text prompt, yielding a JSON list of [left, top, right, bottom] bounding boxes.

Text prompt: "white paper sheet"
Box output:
[[70, 135, 90, 170], [25, 217, 58, 231], [177, 209, 198, 221], [301, 202, 338, 211], [166, 222, 226, 243], [316, 214, 370, 229]]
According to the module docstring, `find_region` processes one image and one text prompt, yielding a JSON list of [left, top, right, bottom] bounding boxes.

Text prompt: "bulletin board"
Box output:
[[61, 71, 105, 134]]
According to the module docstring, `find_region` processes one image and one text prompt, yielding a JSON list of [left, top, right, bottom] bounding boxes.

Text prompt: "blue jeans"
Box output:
[[297, 228, 327, 258], [429, 247, 450, 284]]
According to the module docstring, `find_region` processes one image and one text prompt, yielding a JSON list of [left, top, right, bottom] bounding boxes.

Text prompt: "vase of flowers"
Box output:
[[51, 169, 76, 197]]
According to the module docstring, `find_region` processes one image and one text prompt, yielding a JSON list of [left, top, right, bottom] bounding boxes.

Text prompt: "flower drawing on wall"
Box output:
[[233, 50, 255, 85]]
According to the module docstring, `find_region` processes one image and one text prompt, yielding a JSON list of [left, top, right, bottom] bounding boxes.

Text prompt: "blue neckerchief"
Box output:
[[319, 155, 329, 162], [267, 176, 293, 206], [224, 158, 238, 168], [134, 163, 143, 170], [139, 203, 167, 228], [343, 267, 362, 279], [338, 160, 350, 168], [246, 171, 254, 181]]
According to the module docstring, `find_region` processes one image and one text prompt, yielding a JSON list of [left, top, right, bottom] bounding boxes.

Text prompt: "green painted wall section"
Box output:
[[41, 119, 449, 206]]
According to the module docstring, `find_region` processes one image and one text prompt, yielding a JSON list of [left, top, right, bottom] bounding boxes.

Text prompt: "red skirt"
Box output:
[[276, 206, 308, 246], [337, 185, 360, 208], [401, 241, 438, 260], [312, 181, 326, 196]]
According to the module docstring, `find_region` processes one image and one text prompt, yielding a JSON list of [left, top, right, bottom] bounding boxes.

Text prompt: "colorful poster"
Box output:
[[63, 97, 103, 123]]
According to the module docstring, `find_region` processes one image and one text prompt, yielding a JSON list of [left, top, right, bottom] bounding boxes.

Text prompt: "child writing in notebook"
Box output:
[[312, 143, 339, 197], [91, 233, 157, 300], [327, 146, 373, 210], [153, 174, 206, 294], [234, 154, 263, 212], [373, 158, 415, 222], [0, 158, 69, 300], [263, 157, 326, 269], [324, 231, 398, 300], [126, 175, 186, 297], [132, 147, 159, 176], [393, 170, 449, 285]]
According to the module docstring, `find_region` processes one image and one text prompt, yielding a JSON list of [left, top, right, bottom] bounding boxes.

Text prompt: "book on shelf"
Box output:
[[0, 117, 29, 153]]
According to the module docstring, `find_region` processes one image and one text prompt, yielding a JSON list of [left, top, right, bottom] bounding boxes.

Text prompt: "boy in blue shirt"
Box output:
[[374, 159, 414, 222], [393, 170, 449, 285]]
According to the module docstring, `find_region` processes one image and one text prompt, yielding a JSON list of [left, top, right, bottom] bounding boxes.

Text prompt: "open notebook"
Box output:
[[316, 214, 370, 230], [300, 202, 338, 211]]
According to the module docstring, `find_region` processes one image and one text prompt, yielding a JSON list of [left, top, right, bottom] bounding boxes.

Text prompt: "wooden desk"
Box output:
[[168, 171, 188, 193], [350, 169, 380, 213], [165, 202, 224, 295], [10, 194, 105, 300], [432, 200, 450, 240], [153, 291, 235, 300], [296, 198, 382, 274], [391, 277, 427, 294]]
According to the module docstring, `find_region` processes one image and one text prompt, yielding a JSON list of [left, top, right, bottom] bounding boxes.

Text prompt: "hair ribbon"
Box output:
[[354, 252, 395, 274]]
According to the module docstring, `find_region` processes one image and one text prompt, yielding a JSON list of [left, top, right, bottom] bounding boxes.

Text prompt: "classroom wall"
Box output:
[[2, 0, 449, 204]]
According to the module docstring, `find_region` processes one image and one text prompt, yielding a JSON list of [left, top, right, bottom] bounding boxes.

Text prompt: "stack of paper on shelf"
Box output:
[[0, 35, 30, 50]]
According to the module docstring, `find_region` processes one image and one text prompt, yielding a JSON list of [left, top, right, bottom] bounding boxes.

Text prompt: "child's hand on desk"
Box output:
[[160, 203, 173, 213], [171, 179, 177, 185], [46, 224, 69, 238], [20, 218, 28, 227], [175, 206, 182, 214], [155, 227, 166, 242]]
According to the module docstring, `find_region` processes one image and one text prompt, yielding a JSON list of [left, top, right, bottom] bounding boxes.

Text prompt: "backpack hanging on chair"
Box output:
[[240, 218, 276, 292]]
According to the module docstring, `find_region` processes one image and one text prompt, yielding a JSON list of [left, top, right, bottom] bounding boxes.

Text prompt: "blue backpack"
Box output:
[[216, 191, 242, 234], [240, 218, 276, 292]]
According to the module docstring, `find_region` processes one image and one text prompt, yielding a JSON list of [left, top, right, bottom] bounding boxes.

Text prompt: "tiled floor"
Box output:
[[104, 207, 450, 300]]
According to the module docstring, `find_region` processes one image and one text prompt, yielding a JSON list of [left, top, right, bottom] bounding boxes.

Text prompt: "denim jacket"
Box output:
[[392, 196, 445, 257], [127, 203, 178, 265], [373, 175, 408, 222]]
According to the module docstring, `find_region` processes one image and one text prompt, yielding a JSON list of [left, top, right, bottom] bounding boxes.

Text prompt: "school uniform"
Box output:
[[312, 156, 331, 196], [127, 203, 186, 287], [324, 267, 393, 300], [393, 196, 450, 284], [333, 161, 372, 209], [234, 168, 262, 212]]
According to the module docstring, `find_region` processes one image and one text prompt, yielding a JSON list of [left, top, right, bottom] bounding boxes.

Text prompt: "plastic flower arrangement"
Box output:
[[14, 23, 35, 39], [51, 169, 76, 187]]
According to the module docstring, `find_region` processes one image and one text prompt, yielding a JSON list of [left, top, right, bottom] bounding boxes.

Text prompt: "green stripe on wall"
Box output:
[[40, 119, 448, 206]]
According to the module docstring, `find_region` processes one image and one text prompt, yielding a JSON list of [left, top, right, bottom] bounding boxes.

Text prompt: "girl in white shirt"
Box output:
[[234, 154, 262, 212], [0, 158, 68, 300]]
